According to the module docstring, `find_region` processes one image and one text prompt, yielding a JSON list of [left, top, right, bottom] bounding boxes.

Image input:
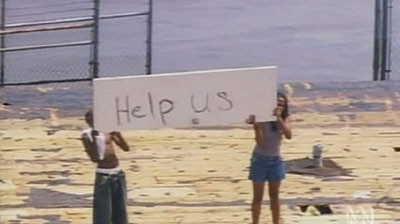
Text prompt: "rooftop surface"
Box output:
[[1, 81, 399, 224]]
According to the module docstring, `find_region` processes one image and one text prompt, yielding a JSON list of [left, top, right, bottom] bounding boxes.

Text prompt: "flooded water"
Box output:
[[3, 0, 397, 83], [151, 0, 377, 82]]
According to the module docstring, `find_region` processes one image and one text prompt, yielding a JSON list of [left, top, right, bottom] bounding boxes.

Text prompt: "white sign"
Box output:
[[93, 66, 277, 131]]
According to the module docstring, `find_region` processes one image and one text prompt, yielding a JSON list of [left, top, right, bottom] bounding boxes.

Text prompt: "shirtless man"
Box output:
[[81, 109, 130, 224]]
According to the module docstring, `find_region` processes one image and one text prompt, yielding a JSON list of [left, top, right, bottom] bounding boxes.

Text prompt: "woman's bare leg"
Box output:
[[251, 182, 265, 224], [268, 181, 282, 224]]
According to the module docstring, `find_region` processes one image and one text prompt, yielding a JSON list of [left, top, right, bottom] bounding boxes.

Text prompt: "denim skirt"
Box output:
[[249, 153, 286, 182]]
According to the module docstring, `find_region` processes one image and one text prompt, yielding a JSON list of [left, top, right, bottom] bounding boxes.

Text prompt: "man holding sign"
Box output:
[[80, 109, 131, 224]]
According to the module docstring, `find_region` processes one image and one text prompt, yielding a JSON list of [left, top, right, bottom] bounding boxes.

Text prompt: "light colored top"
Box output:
[[252, 121, 282, 157], [82, 128, 106, 160]]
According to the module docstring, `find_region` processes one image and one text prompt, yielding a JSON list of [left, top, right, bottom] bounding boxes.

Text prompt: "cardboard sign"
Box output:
[[93, 66, 277, 131]]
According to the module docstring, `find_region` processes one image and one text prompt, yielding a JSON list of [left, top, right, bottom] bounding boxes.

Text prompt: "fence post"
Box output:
[[0, 0, 6, 85], [373, 0, 382, 81], [145, 0, 153, 75], [380, 0, 389, 80], [91, 0, 100, 79]]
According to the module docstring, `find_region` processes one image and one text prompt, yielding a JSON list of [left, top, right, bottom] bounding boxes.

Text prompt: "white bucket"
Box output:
[[312, 144, 323, 167]]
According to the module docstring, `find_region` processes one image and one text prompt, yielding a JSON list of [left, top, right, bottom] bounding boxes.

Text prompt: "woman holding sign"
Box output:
[[246, 92, 292, 224]]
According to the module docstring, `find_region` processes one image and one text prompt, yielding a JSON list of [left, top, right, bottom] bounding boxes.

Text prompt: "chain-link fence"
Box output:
[[98, 13, 149, 78], [0, 0, 151, 86]]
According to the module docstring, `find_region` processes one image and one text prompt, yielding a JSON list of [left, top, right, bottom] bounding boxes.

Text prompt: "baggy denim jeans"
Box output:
[[93, 170, 128, 224]]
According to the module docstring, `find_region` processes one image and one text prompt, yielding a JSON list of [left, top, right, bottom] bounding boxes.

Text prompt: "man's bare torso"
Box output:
[[97, 133, 120, 168]]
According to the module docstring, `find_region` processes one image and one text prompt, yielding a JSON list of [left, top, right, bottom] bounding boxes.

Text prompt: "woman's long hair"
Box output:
[[271, 91, 289, 131], [278, 91, 289, 120]]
